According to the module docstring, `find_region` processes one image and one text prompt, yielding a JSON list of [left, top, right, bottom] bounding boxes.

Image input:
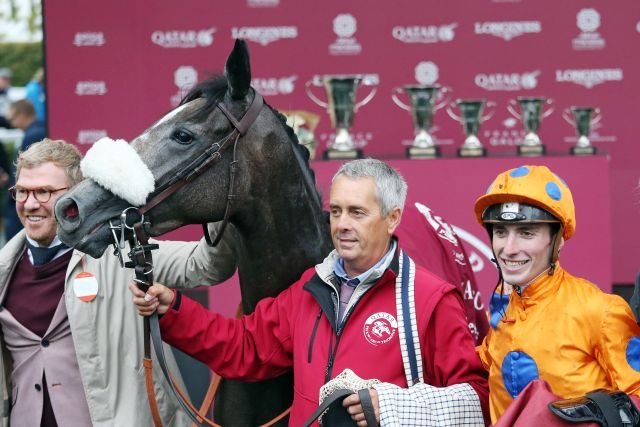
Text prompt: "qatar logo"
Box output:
[[247, 0, 279, 7], [231, 26, 298, 46], [75, 81, 107, 96], [73, 32, 105, 47], [170, 66, 199, 107], [329, 14, 362, 55], [474, 21, 541, 41], [363, 312, 397, 346], [151, 28, 215, 48], [475, 70, 540, 91], [556, 68, 623, 89], [77, 129, 107, 145], [392, 23, 457, 44], [414, 202, 459, 246], [414, 61, 439, 85], [572, 8, 605, 50], [251, 76, 297, 96]]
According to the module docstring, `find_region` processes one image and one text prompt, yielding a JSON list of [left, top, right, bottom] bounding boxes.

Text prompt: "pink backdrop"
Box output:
[[43, 0, 637, 286]]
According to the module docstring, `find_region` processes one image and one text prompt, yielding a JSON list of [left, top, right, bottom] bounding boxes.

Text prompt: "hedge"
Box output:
[[0, 42, 43, 86]]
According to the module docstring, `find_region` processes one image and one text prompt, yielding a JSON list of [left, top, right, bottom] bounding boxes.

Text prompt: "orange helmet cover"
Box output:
[[474, 165, 576, 240]]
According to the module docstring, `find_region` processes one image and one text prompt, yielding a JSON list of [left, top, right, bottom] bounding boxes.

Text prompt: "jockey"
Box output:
[[474, 165, 640, 423]]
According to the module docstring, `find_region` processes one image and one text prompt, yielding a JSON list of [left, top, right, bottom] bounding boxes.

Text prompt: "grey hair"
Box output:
[[332, 158, 407, 217]]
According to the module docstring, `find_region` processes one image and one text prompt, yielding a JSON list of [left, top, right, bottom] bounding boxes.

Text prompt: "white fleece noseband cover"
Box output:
[[80, 137, 155, 206]]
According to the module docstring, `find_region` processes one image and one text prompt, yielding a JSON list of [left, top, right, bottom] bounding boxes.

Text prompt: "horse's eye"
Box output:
[[172, 129, 194, 144]]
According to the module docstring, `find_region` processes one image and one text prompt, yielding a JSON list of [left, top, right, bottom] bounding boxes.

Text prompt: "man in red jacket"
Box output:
[[132, 158, 488, 426]]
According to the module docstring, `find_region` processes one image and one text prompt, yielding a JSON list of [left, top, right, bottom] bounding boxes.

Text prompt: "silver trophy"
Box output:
[[507, 97, 554, 156], [447, 99, 495, 157], [305, 74, 377, 160], [563, 106, 601, 156], [391, 85, 450, 159]]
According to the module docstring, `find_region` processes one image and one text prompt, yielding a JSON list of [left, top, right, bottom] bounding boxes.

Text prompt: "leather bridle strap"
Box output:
[[139, 91, 263, 223]]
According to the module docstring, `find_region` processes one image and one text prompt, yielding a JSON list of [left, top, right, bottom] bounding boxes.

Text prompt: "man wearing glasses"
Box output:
[[0, 138, 237, 426]]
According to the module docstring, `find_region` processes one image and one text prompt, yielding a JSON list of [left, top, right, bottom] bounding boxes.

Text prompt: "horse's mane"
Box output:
[[181, 75, 323, 209]]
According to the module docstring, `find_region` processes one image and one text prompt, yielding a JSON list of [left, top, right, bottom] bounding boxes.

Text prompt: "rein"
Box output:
[[116, 91, 289, 426]]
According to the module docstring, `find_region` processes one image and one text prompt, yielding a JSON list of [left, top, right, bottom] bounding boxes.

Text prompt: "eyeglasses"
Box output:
[[9, 186, 69, 203]]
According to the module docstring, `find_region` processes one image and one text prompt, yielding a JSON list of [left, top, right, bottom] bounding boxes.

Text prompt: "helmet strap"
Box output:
[[549, 225, 564, 275]]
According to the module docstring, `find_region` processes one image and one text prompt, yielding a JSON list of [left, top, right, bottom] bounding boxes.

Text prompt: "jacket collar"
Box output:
[[510, 263, 565, 310]]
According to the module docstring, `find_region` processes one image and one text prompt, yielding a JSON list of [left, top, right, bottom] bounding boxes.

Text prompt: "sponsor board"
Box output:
[[73, 32, 105, 46], [482, 118, 525, 147], [251, 76, 297, 96], [329, 14, 362, 55], [247, 0, 279, 7], [151, 28, 215, 48], [170, 66, 199, 107], [572, 8, 605, 50], [392, 23, 457, 43], [231, 26, 298, 46], [77, 129, 108, 145], [414, 62, 439, 85], [474, 21, 541, 41], [555, 68, 623, 88], [75, 81, 107, 96], [475, 71, 540, 91]]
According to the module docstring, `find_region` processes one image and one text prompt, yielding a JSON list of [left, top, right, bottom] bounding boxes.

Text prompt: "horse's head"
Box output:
[[56, 39, 311, 257]]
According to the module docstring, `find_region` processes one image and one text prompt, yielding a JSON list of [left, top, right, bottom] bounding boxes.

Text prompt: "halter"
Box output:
[[110, 91, 289, 427]]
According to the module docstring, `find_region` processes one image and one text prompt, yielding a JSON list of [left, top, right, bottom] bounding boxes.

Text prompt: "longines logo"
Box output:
[[572, 8, 605, 50], [75, 81, 107, 96], [247, 0, 279, 7], [231, 26, 298, 46], [474, 21, 541, 41], [555, 68, 623, 89], [251, 76, 297, 96], [73, 32, 105, 47], [475, 70, 540, 91], [77, 129, 107, 145], [329, 14, 362, 55], [151, 28, 215, 48], [414, 62, 439, 85], [392, 24, 457, 44], [170, 66, 199, 107]]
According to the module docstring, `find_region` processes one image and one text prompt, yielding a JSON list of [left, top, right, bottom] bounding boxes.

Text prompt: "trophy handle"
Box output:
[[507, 99, 521, 119], [434, 86, 452, 111], [542, 99, 555, 118], [446, 102, 462, 122], [481, 101, 496, 122], [304, 80, 329, 109], [562, 109, 575, 126], [391, 87, 411, 111], [592, 108, 602, 124], [354, 85, 378, 111]]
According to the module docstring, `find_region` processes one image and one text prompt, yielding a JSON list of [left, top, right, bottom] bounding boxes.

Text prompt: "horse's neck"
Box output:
[[234, 178, 331, 312]]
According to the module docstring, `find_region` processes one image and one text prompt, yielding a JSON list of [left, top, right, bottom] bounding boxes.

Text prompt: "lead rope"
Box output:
[[131, 223, 291, 427]]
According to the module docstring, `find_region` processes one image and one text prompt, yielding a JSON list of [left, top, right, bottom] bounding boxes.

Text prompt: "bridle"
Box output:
[[140, 90, 264, 247], [109, 91, 289, 426]]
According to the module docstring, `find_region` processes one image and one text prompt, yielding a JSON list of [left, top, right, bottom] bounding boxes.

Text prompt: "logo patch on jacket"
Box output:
[[363, 312, 398, 346]]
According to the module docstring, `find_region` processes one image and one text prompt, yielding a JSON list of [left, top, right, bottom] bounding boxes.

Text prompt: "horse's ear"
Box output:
[[225, 39, 252, 100]]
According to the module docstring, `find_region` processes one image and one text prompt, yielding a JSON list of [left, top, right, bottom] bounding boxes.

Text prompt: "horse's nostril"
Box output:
[[65, 201, 79, 219]]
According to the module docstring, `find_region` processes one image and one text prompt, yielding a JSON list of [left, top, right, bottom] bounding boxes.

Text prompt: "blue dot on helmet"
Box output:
[[509, 166, 530, 178], [553, 173, 568, 188], [546, 182, 562, 201]]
